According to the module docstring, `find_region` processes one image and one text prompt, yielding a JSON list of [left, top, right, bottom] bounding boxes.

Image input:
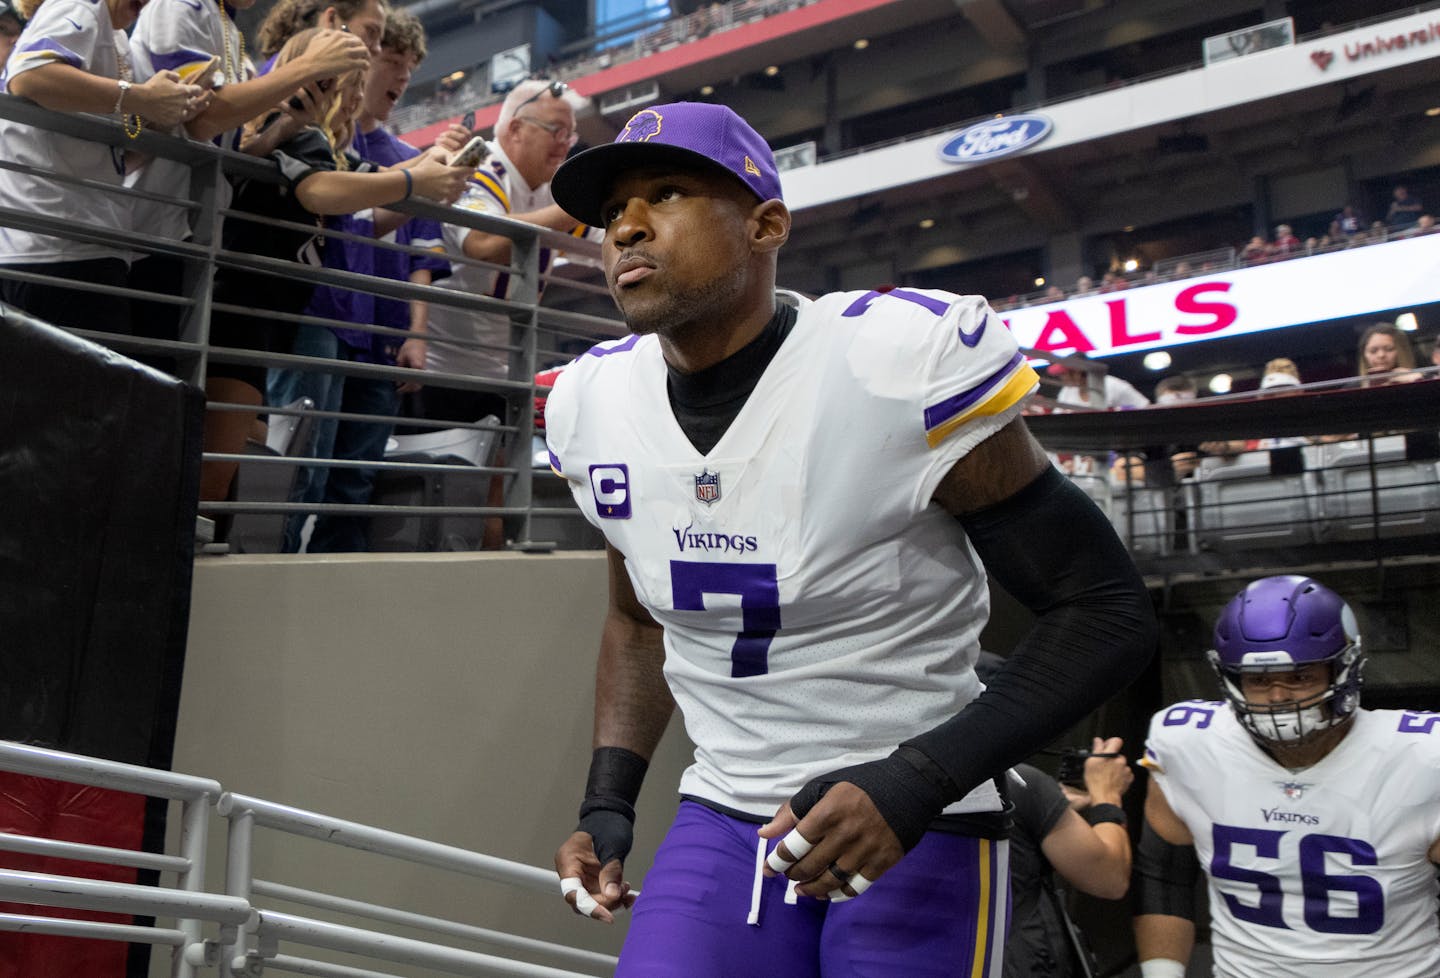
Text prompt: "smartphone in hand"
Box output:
[[288, 77, 333, 113], [452, 135, 492, 169], [195, 54, 222, 89]]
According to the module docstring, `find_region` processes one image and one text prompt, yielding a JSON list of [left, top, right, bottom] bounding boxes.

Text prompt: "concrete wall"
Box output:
[[160, 551, 696, 975]]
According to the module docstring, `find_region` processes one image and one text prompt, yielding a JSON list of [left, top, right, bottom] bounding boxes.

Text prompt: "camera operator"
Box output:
[[1006, 737, 1135, 977]]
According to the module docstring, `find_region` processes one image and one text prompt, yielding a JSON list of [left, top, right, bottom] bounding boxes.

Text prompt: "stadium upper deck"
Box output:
[[378, 0, 1439, 392]]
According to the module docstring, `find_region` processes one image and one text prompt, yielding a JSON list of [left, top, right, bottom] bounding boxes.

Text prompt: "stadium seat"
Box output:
[[1185, 447, 1320, 552], [227, 398, 318, 554], [1312, 435, 1440, 542], [369, 417, 503, 552], [1111, 483, 1175, 556]]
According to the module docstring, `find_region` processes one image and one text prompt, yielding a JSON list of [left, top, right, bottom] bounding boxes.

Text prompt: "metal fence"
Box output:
[[0, 740, 617, 978], [0, 95, 626, 553]]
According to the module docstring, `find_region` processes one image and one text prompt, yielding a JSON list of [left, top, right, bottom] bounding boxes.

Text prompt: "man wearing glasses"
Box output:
[[417, 78, 599, 428]]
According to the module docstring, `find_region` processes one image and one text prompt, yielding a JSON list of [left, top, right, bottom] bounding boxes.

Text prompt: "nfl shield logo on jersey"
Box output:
[[1278, 781, 1310, 800], [694, 469, 721, 505]]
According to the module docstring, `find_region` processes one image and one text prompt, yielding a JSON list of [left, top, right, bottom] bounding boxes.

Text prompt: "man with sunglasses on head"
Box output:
[[416, 78, 599, 427], [1133, 575, 1440, 978]]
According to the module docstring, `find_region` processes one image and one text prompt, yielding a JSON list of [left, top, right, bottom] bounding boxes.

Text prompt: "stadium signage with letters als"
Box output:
[[1002, 234, 1440, 358], [938, 114, 1053, 165]]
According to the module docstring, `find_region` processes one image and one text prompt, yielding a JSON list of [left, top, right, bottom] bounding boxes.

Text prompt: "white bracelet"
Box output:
[[1138, 959, 1186, 978], [114, 79, 131, 114]]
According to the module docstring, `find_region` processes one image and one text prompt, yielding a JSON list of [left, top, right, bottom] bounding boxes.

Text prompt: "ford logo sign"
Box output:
[[938, 115, 1054, 164]]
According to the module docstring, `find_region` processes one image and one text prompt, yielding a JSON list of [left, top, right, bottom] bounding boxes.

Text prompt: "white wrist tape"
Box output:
[[1139, 959, 1186, 978]]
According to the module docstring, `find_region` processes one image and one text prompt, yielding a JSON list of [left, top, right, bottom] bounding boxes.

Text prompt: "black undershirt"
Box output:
[[666, 302, 797, 455]]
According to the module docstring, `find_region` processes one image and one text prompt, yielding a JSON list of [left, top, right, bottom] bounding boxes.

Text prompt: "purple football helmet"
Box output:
[[1207, 575, 1363, 745]]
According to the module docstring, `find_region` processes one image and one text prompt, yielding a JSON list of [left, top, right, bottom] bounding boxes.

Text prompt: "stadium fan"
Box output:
[[0, 0, 200, 334], [198, 26, 466, 507]]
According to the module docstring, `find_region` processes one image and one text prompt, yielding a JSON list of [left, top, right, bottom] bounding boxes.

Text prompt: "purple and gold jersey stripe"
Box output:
[[468, 170, 508, 211], [13, 38, 84, 69], [148, 48, 217, 83], [923, 351, 1038, 449]]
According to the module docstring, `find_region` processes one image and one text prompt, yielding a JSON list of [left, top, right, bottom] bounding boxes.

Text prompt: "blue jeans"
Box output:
[[267, 326, 398, 553]]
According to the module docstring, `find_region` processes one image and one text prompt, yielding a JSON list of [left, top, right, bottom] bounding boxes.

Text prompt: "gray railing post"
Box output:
[[507, 227, 542, 549], [180, 156, 226, 392]]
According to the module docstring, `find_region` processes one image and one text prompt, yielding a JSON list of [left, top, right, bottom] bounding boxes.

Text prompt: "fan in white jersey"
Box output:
[[418, 78, 601, 427], [127, 0, 371, 244], [1133, 575, 1440, 978], [541, 101, 1157, 978], [0, 0, 200, 333]]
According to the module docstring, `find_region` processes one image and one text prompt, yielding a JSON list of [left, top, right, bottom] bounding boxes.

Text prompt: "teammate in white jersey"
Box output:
[[543, 102, 1157, 977], [1134, 575, 1440, 978]]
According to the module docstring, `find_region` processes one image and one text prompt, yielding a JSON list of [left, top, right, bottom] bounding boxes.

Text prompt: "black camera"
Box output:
[[1054, 747, 1124, 788], [1055, 748, 1089, 789]]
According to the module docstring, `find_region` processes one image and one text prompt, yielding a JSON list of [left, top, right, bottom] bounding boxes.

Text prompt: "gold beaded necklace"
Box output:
[[215, 0, 245, 87], [115, 48, 142, 139]]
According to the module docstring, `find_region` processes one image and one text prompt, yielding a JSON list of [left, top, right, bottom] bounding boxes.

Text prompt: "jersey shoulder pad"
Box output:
[[1141, 700, 1228, 774], [809, 288, 1036, 451], [1366, 708, 1440, 755], [544, 335, 651, 478]]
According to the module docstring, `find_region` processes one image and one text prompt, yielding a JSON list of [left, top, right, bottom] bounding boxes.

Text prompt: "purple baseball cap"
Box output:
[[551, 102, 783, 227]]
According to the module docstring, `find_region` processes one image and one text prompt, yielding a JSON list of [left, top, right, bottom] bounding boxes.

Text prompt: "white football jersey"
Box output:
[[429, 144, 598, 379], [0, 0, 129, 263], [1143, 702, 1440, 978], [546, 288, 1039, 816], [129, 0, 250, 242]]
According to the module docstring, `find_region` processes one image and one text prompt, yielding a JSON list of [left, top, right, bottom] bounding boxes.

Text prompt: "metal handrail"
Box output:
[[0, 741, 220, 800], [250, 912, 606, 978], [0, 741, 619, 977], [217, 793, 559, 894], [0, 94, 625, 551], [249, 880, 618, 972], [0, 740, 224, 977], [216, 792, 617, 977]]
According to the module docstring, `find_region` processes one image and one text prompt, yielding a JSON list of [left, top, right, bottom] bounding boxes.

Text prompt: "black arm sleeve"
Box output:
[[1132, 821, 1200, 919], [900, 466, 1157, 800]]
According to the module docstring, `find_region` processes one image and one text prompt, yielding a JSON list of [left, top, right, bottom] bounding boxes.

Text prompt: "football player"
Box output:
[[544, 101, 1157, 977], [1134, 575, 1440, 978]]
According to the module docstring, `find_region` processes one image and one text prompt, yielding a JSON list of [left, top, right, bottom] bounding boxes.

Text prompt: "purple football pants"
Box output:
[[617, 800, 1010, 978]]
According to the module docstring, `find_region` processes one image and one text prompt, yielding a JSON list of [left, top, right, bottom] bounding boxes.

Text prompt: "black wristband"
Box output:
[[577, 747, 648, 867], [1084, 803, 1127, 827], [580, 746, 648, 815]]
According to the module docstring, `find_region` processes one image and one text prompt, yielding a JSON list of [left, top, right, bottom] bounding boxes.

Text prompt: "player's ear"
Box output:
[[750, 198, 790, 254]]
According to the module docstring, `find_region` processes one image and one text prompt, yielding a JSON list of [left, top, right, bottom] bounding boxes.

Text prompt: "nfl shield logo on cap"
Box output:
[[695, 470, 721, 505]]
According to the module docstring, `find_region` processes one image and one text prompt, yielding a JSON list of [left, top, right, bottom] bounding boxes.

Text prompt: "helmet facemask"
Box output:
[[1208, 642, 1364, 746], [1208, 575, 1365, 749]]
